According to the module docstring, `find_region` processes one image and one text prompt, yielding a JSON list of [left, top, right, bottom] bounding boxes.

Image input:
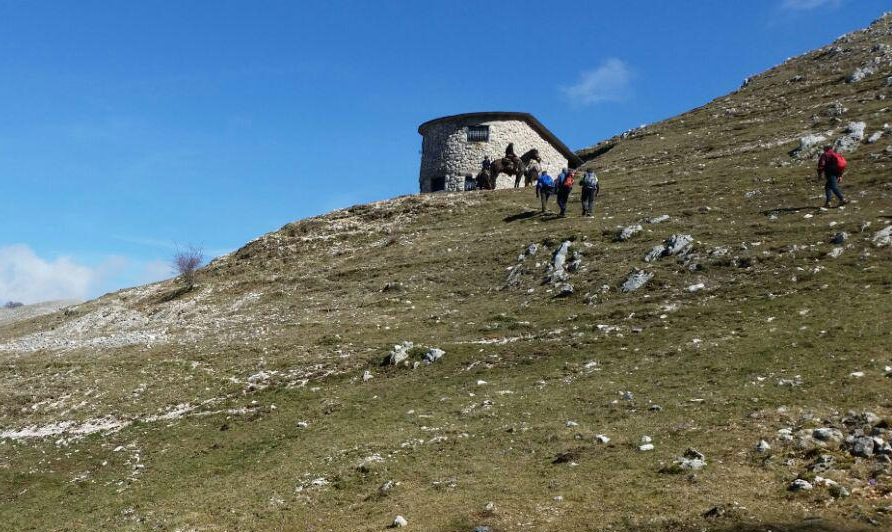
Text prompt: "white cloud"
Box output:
[[561, 59, 633, 105], [781, 0, 841, 10], [0, 245, 171, 304]]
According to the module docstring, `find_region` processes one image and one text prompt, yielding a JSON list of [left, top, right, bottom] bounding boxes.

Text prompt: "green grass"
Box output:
[[1, 15, 891, 531]]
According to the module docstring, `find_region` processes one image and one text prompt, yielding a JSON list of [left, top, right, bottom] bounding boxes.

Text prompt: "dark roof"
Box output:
[[418, 112, 582, 167]]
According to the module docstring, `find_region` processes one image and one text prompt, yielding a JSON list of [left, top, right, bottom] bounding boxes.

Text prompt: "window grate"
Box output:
[[467, 125, 489, 142]]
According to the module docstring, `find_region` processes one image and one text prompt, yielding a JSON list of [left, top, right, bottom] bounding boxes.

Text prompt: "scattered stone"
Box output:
[[422, 348, 445, 364], [639, 443, 654, 452], [791, 133, 827, 157], [565, 420, 579, 428], [296, 421, 309, 428], [867, 131, 884, 144], [555, 283, 574, 297], [483, 501, 496, 513], [392, 515, 408, 528], [827, 247, 844, 259], [379, 480, 395, 494], [847, 65, 876, 83], [472, 527, 492, 532], [849, 371, 865, 378], [789, 479, 813, 492], [649, 404, 663, 412], [620, 269, 653, 293], [362, 370, 374, 382], [388, 341, 414, 365], [644, 245, 665, 262], [617, 224, 643, 241], [595, 434, 610, 444], [831, 232, 848, 244], [687, 283, 705, 292], [648, 214, 670, 224], [834, 121, 866, 153], [852, 436, 875, 457], [872, 225, 892, 247], [829, 484, 850, 498], [755, 439, 771, 453]]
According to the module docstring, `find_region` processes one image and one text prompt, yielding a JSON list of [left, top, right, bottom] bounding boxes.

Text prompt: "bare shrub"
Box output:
[[172, 245, 204, 289], [3, 301, 23, 309]]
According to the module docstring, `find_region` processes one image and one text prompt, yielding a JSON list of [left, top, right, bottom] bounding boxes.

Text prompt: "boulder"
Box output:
[[644, 245, 665, 263], [872, 225, 892, 247], [422, 348, 445, 364], [847, 65, 875, 83], [648, 214, 670, 224], [791, 133, 827, 157], [834, 121, 866, 153], [617, 224, 643, 241], [620, 269, 653, 293], [789, 479, 813, 492], [388, 341, 414, 365]]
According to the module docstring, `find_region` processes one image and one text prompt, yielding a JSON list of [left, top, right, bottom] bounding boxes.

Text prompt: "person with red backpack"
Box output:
[[555, 168, 574, 216], [817, 145, 848, 207]]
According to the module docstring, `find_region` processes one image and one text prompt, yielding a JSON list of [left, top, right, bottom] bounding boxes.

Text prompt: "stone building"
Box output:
[[417, 112, 582, 193]]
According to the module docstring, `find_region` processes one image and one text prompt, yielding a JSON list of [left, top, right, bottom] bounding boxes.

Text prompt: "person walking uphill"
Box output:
[[817, 145, 848, 207], [580, 169, 599, 216], [555, 168, 574, 216], [536, 170, 555, 213]]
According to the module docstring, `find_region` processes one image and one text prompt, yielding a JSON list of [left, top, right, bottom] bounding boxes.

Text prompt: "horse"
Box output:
[[489, 148, 541, 189], [524, 159, 541, 188]]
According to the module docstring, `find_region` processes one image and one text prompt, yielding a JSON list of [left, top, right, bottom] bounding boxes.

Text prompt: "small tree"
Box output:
[[172, 245, 204, 289]]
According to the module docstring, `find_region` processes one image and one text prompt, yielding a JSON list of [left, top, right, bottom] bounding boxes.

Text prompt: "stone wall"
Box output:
[[419, 118, 570, 193]]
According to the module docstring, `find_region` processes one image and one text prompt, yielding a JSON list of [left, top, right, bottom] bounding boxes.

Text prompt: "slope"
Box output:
[[1, 12, 891, 532]]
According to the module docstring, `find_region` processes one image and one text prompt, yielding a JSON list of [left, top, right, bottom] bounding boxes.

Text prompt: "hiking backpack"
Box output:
[[562, 174, 574, 188], [830, 152, 847, 175]]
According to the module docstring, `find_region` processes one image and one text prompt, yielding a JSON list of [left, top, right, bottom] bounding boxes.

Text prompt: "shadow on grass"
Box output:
[[503, 210, 570, 223], [503, 210, 539, 222]]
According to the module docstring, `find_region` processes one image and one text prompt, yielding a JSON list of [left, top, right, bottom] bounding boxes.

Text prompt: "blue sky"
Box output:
[[0, 0, 887, 302]]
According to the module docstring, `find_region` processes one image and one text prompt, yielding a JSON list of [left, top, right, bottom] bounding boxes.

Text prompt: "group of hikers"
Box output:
[[535, 167, 600, 216], [465, 141, 846, 214]]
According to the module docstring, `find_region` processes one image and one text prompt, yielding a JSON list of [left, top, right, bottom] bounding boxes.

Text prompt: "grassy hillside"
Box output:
[[1, 13, 891, 532]]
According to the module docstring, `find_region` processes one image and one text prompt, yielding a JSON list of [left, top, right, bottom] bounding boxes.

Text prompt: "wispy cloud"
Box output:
[[561, 59, 633, 105], [0, 245, 171, 304], [780, 0, 841, 11]]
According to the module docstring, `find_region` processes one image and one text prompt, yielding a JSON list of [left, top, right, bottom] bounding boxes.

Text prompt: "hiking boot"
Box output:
[[838, 199, 848, 206], [823, 202, 831, 208]]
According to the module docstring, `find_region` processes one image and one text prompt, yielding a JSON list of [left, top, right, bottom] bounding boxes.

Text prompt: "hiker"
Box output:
[[536, 170, 555, 212], [580, 169, 599, 216], [817, 145, 847, 207], [555, 168, 574, 216]]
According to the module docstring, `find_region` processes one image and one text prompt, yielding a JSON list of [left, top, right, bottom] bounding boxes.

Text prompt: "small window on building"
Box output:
[[431, 176, 446, 192], [467, 125, 489, 142]]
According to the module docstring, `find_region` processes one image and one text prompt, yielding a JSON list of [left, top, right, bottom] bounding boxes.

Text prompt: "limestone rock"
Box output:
[[388, 341, 414, 365], [830, 232, 848, 244], [620, 269, 653, 293], [847, 65, 875, 83], [791, 133, 826, 158], [867, 131, 884, 144], [789, 479, 813, 492], [392, 515, 408, 527], [617, 224, 643, 241], [834, 121, 866, 153], [422, 348, 445, 364], [648, 214, 670, 224], [755, 439, 771, 453], [872, 225, 892, 247]]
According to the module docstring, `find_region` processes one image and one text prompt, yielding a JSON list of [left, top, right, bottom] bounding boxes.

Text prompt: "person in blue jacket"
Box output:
[[536, 171, 555, 213]]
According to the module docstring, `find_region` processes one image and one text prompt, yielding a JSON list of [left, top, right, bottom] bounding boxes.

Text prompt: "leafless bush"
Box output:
[[3, 301, 23, 309], [172, 245, 204, 288]]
